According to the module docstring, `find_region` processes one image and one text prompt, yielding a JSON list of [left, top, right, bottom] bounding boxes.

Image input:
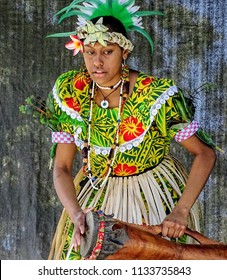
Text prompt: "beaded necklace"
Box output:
[[95, 79, 122, 109], [97, 83, 121, 109], [82, 77, 129, 190], [96, 78, 122, 90]]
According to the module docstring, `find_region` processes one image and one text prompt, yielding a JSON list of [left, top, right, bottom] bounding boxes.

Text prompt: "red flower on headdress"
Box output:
[[64, 97, 80, 111], [114, 163, 137, 176], [142, 77, 154, 85], [65, 35, 84, 56], [120, 116, 145, 141]]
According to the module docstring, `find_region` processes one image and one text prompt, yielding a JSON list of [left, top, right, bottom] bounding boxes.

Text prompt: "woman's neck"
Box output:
[[93, 69, 139, 109]]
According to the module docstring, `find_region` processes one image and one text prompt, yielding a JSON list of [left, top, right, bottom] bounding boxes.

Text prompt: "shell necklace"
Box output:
[[95, 79, 122, 109], [83, 79, 128, 189]]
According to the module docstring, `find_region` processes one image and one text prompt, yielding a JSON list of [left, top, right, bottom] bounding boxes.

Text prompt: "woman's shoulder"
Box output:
[[53, 69, 91, 101], [55, 70, 84, 87], [50, 69, 90, 123], [136, 71, 176, 90]]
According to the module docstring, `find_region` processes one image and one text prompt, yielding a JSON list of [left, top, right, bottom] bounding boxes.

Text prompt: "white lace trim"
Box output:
[[118, 85, 178, 152], [52, 84, 83, 122], [74, 85, 178, 153], [53, 84, 178, 154]]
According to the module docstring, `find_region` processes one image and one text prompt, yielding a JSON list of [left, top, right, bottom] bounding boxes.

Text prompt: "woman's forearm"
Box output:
[[53, 165, 82, 222], [162, 144, 216, 238], [175, 147, 216, 215]]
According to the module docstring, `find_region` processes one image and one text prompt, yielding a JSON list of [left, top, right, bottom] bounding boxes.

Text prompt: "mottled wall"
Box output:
[[0, 0, 226, 260]]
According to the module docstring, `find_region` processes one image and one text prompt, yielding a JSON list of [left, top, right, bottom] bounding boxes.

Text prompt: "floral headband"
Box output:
[[65, 18, 134, 56], [47, 0, 164, 56]]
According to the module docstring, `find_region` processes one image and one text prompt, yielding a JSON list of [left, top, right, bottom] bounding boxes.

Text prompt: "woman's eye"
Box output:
[[104, 50, 113, 55], [84, 49, 95, 55], [86, 51, 94, 55], [84, 49, 113, 55]]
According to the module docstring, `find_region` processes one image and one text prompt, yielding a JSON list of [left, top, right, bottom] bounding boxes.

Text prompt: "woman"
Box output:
[[43, 1, 216, 259]]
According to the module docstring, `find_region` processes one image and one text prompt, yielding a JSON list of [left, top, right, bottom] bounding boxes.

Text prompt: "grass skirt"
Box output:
[[48, 155, 200, 260]]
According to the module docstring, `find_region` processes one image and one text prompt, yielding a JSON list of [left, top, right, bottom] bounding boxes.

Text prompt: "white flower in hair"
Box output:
[[83, 2, 98, 8], [77, 16, 87, 27], [119, 0, 128, 4], [127, 3, 140, 14], [133, 17, 143, 29]]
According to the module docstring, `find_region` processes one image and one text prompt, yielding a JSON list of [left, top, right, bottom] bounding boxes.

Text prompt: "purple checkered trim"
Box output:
[[174, 120, 200, 142], [52, 132, 74, 143]]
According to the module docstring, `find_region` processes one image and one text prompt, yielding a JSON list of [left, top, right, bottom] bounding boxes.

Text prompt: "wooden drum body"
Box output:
[[80, 210, 227, 260]]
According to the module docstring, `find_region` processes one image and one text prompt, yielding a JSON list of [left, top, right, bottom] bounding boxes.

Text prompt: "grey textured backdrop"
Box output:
[[0, 0, 226, 259]]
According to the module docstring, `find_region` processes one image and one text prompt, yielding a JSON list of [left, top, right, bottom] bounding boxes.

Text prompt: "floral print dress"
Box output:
[[48, 70, 201, 259]]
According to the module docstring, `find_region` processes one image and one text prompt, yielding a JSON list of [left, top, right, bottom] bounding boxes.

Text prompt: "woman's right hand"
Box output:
[[73, 208, 94, 251]]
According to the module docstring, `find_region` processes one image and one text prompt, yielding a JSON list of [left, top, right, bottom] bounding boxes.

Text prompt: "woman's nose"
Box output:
[[93, 54, 103, 67]]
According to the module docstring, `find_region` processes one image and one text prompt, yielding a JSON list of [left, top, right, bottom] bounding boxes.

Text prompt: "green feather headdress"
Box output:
[[47, 0, 164, 53]]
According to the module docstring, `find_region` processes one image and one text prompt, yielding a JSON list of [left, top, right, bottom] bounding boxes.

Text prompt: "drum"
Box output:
[[80, 210, 130, 260], [80, 210, 227, 260]]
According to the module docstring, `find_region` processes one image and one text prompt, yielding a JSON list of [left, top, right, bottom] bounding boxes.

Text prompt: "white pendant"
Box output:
[[100, 99, 109, 109]]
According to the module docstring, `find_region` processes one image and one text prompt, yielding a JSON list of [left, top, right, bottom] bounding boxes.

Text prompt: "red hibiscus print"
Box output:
[[64, 97, 80, 111], [141, 77, 154, 85], [120, 116, 145, 141], [114, 163, 137, 176], [74, 78, 87, 90]]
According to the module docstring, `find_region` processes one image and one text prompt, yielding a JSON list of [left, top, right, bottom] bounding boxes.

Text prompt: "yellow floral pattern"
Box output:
[[49, 70, 192, 177]]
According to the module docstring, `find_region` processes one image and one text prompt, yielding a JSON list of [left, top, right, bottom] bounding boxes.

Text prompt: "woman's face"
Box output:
[[83, 42, 128, 86]]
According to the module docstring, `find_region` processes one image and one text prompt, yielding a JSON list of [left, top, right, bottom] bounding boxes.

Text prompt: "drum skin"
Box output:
[[80, 211, 227, 260]]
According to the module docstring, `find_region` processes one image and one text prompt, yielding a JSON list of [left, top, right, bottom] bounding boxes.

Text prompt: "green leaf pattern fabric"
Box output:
[[49, 70, 193, 177]]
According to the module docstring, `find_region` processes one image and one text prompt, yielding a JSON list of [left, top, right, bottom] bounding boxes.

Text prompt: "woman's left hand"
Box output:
[[161, 209, 188, 239]]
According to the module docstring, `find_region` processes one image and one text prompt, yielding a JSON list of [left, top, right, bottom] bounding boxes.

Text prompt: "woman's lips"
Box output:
[[93, 70, 106, 74], [92, 70, 106, 79]]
